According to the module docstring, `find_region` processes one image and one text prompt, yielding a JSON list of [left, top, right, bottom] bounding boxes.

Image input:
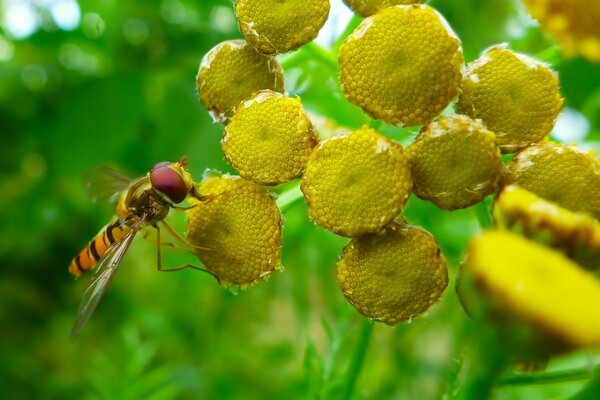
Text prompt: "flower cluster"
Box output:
[[190, 0, 600, 352]]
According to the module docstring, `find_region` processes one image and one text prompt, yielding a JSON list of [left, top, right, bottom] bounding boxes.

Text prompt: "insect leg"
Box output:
[[171, 204, 199, 211], [157, 258, 221, 284], [144, 226, 195, 254], [161, 220, 212, 251], [154, 224, 220, 284], [158, 263, 220, 283]]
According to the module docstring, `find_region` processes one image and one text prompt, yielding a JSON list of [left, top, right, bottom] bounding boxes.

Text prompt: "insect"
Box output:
[[69, 158, 212, 338]]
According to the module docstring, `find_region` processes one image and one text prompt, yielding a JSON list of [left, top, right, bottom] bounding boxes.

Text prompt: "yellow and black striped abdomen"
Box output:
[[69, 220, 130, 277]]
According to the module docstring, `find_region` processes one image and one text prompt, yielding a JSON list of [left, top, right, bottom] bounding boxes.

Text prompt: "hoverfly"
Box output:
[[69, 157, 212, 338]]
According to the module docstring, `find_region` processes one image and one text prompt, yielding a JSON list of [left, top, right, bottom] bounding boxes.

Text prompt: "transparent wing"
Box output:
[[71, 215, 146, 339], [82, 165, 133, 204]]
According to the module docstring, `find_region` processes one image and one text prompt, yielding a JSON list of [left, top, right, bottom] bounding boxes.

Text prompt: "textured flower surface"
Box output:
[[301, 126, 412, 237], [339, 5, 464, 127], [460, 230, 600, 351], [523, 0, 600, 62], [186, 175, 282, 286], [494, 185, 600, 270], [342, 0, 426, 17], [235, 0, 330, 54], [222, 90, 318, 185], [458, 46, 563, 152], [406, 115, 503, 210], [337, 222, 448, 325], [196, 40, 284, 123], [505, 142, 600, 219]]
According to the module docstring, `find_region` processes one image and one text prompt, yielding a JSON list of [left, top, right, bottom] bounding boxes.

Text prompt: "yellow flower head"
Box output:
[[301, 126, 412, 237], [337, 222, 448, 325], [222, 90, 319, 185], [235, 0, 330, 54], [494, 185, 600, 270], [523, 0, 600, 62], [196, 40, 284, 123], [186, 175, 282, 287], [505, 142, 600, 219], [342, 0, 426, 18], [459, 230, 600, 352], [458, 46, 563, 153], [406, 115, 503, 210], [339, 5, 464, 127]]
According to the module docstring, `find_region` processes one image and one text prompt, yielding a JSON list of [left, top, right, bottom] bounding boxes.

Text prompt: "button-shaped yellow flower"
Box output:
[[196, 40, 284, 123], [337, 222, 448, 325], [494, 185, 600, 270], [458, 46, 563, 153], [459, 230, 600, 351], [222, 90, 318, 185], [523, 0, 600, 62], [339, 5, 464, 127], [342, 0, 426, 18], [235, 0, 330, 54], [186, 175, 282, 286], [406, 115, 503, 210], [301, 126, 412, 237], [505, 143, 600, 220]]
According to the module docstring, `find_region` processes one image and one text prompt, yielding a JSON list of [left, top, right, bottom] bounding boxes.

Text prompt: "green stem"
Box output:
[[280, 42, 339, 73], [453, 325, 510, 400], [368, 119, 384, 131], [340, 320, 375, 400], [498, 366, 596, 386], [474, 200, 493, 229], [534, 45, 562, 67], [571, 366, 600, 400], [275, 181, 304, 212], [303, 42, 339, 73]]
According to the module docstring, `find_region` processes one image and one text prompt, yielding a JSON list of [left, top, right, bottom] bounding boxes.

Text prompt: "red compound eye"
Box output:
[[152, 161, 172, 171], [150, 166, 187, 203]]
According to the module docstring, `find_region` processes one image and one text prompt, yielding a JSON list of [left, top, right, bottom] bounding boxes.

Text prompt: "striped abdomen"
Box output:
[[69, 219, 130, 277]]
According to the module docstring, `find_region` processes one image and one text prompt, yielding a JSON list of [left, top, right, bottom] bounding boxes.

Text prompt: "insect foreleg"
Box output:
[[157, 260, 221, 285], [144, 226, 195, 254], [153, 225, 219, 283], [171, 204, 198, 211], [161, 220, 212, 251]]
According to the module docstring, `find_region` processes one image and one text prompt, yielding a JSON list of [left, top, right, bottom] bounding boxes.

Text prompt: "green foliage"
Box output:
[[1, 0, 599, 399]]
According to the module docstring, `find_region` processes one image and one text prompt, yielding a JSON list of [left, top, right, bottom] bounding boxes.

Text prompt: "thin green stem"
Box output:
[[280, 42, 339, 73], [276, 181, 304, 212], [368, 119, 384, 131], [474, 200, 493, 229], [453, 325, 510, 400], [280, 49, 306, 70], [303, 42, 339, 73], [340, 320, 375, 400], [498, 366, 596, 386], [534, 45, 562, 67]]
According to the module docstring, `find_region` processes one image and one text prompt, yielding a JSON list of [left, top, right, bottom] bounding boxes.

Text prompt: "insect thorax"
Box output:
[[116, 176, 172, 224]]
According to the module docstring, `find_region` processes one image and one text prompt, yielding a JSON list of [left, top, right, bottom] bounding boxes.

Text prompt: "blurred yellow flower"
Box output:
[[523, 0, 600, 62]]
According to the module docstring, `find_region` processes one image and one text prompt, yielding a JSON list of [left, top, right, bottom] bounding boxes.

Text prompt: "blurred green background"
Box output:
[[1, 0, 599, 398]]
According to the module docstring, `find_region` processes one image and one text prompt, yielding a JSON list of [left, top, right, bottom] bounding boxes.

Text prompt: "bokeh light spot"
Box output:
[[2, 0, 39, 39], [552, 108, 590, 143], [82, 12, 105, 38], [123, 19, 149, 45], [209, 6, 236, 33], [49, 0, 81, 31], [0, 34, 15, 61], [59, 43, 85, 70], [21, 65, 48, 91]]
